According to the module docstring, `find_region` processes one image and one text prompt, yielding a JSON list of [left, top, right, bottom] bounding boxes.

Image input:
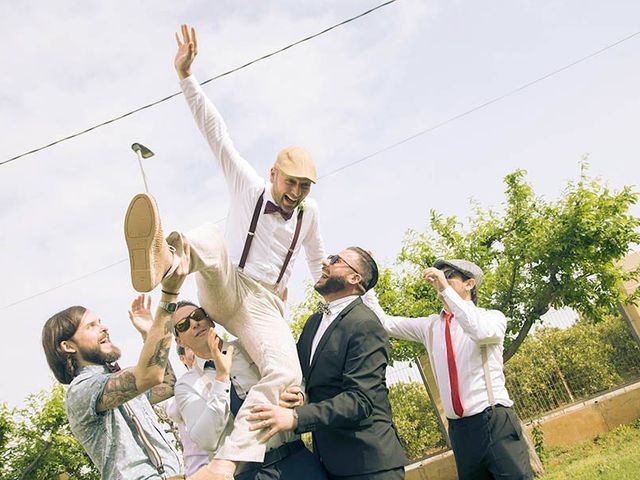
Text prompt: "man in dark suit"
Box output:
[[249, 247, 408, 479]]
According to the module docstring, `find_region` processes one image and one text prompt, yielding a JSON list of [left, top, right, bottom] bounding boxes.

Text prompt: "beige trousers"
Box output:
[[169, 223, 302, 463]]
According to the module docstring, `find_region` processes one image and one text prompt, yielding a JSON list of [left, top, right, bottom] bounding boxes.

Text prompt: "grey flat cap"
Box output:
[[433, 259, 484, 287]]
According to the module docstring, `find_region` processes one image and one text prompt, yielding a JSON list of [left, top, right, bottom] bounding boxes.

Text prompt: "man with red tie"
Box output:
[[366, 259, 533, 480]]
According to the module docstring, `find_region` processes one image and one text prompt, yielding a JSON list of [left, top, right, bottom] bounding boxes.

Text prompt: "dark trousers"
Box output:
[[328, 467, 405, 480], [448, 405, 533, 480], [235, 442, 328, 480]]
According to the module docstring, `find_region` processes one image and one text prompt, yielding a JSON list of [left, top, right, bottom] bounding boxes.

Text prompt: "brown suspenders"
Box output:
[[238, 188, 304, 288]]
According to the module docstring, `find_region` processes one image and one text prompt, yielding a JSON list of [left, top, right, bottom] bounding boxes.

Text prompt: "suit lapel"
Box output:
[[307, 297, 362, 378], [299, 312, 322, 377]]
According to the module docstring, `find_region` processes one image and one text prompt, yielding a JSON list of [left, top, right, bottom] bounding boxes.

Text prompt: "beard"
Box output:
[[314, 274, 347, 296], [80, 343, 122, 366]]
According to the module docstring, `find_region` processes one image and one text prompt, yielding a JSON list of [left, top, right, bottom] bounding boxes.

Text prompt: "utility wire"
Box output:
[[4, 27, 640, 309], [4, 259, 128, 309], [0, 0, 399, 167]]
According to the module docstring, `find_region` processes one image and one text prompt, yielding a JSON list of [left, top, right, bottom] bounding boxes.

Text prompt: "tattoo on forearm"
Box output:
[[164, 318, 174, 335], [97, 370, 138, 412], [149, 361, 176, 404], [146, 337, 170, 368]]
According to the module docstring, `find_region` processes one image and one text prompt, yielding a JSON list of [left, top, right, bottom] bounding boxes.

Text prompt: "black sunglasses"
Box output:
[[443, 269, 469, 281], [174, 307, 213, 335], [327, 254, 361, 275]]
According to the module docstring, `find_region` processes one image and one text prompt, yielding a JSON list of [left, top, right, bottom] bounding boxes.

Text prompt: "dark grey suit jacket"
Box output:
[[295, 297, 408, 476]]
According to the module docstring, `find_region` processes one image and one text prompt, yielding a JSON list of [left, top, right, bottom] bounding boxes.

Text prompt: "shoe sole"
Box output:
[[124, 193, 160, 292]]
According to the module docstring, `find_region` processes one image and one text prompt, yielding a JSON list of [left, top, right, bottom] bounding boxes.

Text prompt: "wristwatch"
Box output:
[[159, 301, 177, 313]]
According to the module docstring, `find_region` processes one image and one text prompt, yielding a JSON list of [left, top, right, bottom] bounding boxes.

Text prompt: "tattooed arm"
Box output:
[[149, 360, 177, 404], [96, 241, 190, 412]]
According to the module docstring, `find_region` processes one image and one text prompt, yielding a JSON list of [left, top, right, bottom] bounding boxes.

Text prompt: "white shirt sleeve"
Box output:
[[301, 199, 326, 283], [179, 75, 262, 195], [441, 286, 506, 344], [361, 289, 430, 344], [175, 378, 232, 452]]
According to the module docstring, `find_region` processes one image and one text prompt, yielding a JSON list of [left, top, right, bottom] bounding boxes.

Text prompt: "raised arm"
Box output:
[[175, 24, 261, 194], [95, 242, 190, 412], [176, 330, 235, 451], [125, 294, 178, 404], [362, 289, 430, 344]]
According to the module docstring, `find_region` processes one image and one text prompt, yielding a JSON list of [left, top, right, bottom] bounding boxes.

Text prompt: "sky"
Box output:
[[1, 0, 639, 408]]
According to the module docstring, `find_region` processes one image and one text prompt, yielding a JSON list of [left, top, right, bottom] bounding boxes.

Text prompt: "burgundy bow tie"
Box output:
[[105, 362, 121, 373], [264, 200, 294, 221]]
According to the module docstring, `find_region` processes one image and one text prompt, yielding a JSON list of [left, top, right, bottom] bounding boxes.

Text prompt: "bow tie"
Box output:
[[204, 360, 216, 370], [105, 362, 121, 373], [264, 200, 294, 221], [316, 301, 331, 315]]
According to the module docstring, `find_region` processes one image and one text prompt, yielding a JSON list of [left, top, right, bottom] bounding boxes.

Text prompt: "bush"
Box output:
[[505, 316, 640, 420], [388, 381, 446, 460]]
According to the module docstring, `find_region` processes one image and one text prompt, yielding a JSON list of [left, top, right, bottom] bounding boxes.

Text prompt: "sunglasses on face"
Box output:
[[442, 269, 468, 281], [174, 307, 212, 335], [327, 254, 361, 275]]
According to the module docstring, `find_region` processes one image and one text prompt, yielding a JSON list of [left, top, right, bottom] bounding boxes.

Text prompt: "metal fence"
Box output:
[[505, 316, 640, 421]]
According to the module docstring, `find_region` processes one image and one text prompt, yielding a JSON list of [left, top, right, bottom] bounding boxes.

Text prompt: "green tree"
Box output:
[[0, 385, 98, 480], [386, 164, 639, 361]]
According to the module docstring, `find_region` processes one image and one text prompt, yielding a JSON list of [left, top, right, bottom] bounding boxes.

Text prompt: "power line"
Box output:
[[322, 28, 640, 178], [4, 27, 640, 309], [3, 259, 128, 309], [0, 0, 399, 167]]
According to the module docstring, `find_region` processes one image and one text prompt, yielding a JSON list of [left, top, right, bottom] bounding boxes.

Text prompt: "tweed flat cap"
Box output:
[[274, 146, 317, 183], [433, 259, 484, 287]]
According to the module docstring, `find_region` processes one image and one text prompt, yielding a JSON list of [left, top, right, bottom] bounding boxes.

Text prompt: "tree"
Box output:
[[0, 385, 98, 480], [384, 164, 639, 361]]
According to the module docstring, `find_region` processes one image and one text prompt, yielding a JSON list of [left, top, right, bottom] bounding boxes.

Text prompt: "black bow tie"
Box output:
[[105, 362, 121, 373], [264, 200, 294, 221], [316, 301, 331, 315], [204, 360, 216, 370]]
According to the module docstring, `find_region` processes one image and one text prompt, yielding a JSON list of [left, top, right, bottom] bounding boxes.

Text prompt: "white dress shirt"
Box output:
[[180, 75, 326, 291], [165, 398, 209, 476], [174, 341, 297, 456], [364, 287, 513, 419], [310, 295, 360, 362]]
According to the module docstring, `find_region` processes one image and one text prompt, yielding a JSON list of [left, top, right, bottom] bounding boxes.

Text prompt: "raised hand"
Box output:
[[423, 267, 449, 293], [207, 328, 234, 382], [175, 24, 198, 80], [128, 294, 153, 338]]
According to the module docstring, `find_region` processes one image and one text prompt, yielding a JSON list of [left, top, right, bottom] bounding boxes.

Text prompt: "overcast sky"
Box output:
[[1, 0, 639, 408]]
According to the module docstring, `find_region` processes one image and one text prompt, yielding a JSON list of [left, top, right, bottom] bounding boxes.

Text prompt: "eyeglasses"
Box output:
[[174, 307, 212, 335], [442, 269, 468, 281], [327, 254, 361, 275]]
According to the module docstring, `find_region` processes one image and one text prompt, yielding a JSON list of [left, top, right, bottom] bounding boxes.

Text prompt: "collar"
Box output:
[[193, 355, 209, 373], [326, 295, 360, 316], [77, 364, 111, 375]]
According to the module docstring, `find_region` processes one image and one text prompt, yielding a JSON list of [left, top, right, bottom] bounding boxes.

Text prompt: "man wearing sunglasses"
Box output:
[[247, 247, 408, 479], [365, 259, 533, 480], [171, 301, 327, 480], [124, 25, 326, 480]]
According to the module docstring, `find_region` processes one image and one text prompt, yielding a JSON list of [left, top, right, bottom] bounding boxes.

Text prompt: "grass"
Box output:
[[540, 419, 640, 479]]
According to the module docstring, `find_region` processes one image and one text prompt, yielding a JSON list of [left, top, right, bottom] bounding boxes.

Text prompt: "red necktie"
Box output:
[[264, 200, 293, 220], [443, 311, 464, 417]]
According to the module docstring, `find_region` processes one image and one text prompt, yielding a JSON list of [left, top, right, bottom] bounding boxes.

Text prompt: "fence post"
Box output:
[[618, 251, 640, 347]]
